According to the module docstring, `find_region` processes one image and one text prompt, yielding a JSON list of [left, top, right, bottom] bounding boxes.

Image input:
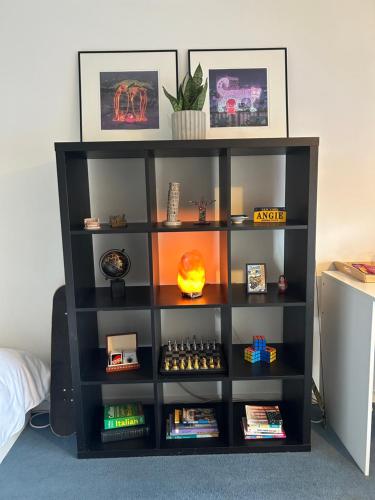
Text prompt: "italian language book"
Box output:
[[103, 402, 145, 430]]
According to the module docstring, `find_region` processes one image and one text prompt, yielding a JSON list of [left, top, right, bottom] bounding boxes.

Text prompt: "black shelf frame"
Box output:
[[56, 137, 318, 458]]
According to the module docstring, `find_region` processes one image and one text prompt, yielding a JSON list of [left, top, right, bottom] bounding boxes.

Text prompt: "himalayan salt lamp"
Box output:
[[177, 250, 206, 298]]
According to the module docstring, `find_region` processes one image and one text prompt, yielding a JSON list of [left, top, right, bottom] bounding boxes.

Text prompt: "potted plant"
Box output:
[[163, 64, 208, 140]]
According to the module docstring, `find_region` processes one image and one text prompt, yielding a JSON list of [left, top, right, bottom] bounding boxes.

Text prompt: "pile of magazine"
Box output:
[[241, 405, 286, 440], [166, 407, 219, 440]]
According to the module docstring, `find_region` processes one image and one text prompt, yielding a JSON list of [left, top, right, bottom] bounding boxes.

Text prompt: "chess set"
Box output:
[[160, 337, 226, 375]]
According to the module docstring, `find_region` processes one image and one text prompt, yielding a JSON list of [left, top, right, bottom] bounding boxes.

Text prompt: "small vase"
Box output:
[[171, 110, 206, 140]]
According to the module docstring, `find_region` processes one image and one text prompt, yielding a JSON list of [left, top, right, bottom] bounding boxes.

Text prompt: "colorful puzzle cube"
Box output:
[[253, 335, 266, 351], [244, 346, 261, 364], [260, 346, 277, 363]]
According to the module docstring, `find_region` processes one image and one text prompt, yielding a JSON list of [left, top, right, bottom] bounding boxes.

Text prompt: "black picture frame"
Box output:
[[78, 49, 178, 142], [246, 263, 267, 294], [188, 48, 289, 138]]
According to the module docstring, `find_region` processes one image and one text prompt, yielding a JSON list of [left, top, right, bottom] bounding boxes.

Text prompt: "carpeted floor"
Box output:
[[1, 419, 374, 500]]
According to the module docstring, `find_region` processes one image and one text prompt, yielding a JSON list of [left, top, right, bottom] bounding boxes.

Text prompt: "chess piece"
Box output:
[[209, 356, 214, 369], [193, 355, 199, 370], [192, 337, 197, 351], [186, 337, 191, 351], [200, 339, 204, 351], [167, 340, 172, 352], [216, 358, 221, 369], [180, 358, 185, 370], [201, 357, 208, 369], [174, 340, 178, 352], [206, 340, 210, 351], [186, 355, 193, 370], [164, 359, 170, 371], [172, 358, 178, 370], [180, 339, 185, 352], [212, 339, 216, 351]]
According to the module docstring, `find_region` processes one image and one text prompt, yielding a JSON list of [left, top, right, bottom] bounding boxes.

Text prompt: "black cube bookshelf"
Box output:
[[55, 138, 318, 458]]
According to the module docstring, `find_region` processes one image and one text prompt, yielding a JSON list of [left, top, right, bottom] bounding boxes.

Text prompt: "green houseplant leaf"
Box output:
[[191, 78, 208, 111], [163, 87, 180, 112], [192, 64, 203, 87], [163, 64, 207, 111]]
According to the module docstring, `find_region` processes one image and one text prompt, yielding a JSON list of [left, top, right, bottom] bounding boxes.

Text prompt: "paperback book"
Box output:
[[243, 405, 286, 440], [166, 407, 219, 440]]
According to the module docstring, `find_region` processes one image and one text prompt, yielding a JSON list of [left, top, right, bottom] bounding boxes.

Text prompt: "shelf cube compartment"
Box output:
[[151, 231, 229, 307], [155, 308, 229, 379], [232, 307, 305, 380], [158, 381, 230, 450], [77, 310, 154, 385], [153, 156, 222, 225], [232, 378, 307, 449], [79, 383, 156, 457], [71, 232, 151, 311]]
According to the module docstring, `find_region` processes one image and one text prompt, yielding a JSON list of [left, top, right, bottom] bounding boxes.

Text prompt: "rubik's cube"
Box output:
[[244, 346, 261, 364], [260, 346, 277, 363], [253, 336, 266, 350], [244, 336, 277, 364]]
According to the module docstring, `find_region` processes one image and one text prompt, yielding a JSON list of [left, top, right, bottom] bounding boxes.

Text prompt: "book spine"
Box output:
[[101, 426, 150, 443], [171, 426, 219, 435], [167, 433, 219, 440], [104, 415, 145, 430]]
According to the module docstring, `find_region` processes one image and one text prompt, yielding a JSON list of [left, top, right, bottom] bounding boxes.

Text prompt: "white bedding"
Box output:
[[0, 349, 50, 448]]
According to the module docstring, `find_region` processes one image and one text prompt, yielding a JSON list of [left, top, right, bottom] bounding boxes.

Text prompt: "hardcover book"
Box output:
[[103, 402, 145, 430], [101, 425, 150, 443]]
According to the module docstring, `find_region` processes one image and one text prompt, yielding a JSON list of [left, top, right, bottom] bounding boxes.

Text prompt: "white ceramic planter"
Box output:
[[171, 110, 206, 140]]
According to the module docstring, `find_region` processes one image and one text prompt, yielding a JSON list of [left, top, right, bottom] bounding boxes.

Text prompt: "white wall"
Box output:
[[1, 1, 375, 398]]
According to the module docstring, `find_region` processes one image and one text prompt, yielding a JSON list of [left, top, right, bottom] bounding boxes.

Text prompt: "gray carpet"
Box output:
[[1, 420, 374, 500]]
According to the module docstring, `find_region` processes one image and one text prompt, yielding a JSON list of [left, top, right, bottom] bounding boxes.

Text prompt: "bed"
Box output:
[[0, 349, 50, 463]]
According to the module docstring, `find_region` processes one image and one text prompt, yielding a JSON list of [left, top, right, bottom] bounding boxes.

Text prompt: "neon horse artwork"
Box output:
[[216, 77, 262, 114], [113, 80, 151, 123]]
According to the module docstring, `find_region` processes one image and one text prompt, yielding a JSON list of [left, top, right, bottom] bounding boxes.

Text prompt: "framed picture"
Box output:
[[246, 263, 267, 294], [79, 50, 178, 141], [188, 48, 288, 138]]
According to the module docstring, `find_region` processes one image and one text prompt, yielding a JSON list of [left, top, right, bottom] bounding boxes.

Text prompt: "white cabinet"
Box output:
[[321, 271, 375, 475]]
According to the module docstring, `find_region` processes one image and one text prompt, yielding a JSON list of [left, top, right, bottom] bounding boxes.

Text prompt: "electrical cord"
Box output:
[[29, 411, 50, 430]]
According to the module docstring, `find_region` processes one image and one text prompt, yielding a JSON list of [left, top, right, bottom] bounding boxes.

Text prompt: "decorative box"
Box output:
[[334, 261, 375, 283], [106, 332, 140, 373]]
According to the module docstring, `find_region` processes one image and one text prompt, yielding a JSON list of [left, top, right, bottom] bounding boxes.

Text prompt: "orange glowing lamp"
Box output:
[[177, 250, 206, 298]]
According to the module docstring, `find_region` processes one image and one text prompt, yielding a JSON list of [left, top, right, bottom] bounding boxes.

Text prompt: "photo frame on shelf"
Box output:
[[246, 263, 267, 294], [188, 48, 288, 139], [79, 50, 178, 141]]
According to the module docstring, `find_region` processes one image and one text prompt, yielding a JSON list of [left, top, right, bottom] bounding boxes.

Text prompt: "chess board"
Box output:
[[159, 341, 226, 376]]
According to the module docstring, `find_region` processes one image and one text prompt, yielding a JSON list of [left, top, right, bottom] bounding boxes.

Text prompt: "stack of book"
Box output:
[[241, 404, 286, 440], [166, 407, 219, 440], [101, 402, 150, 443]]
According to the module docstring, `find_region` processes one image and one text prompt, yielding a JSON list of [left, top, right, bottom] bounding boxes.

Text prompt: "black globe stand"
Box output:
[[110, 278, 126, 298]]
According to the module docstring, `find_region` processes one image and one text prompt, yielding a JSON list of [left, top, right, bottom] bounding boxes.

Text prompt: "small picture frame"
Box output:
[[246, 263, 267, 294]]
